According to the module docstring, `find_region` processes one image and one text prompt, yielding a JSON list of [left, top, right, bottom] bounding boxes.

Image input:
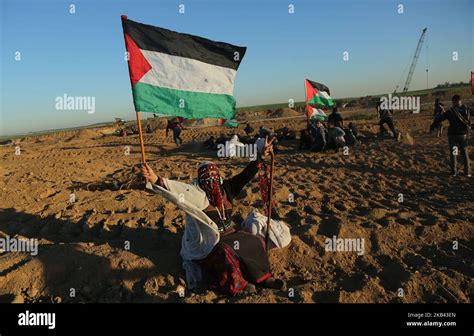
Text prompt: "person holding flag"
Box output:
[[121, 16, 289, 295], [141, 137, 288, 295]]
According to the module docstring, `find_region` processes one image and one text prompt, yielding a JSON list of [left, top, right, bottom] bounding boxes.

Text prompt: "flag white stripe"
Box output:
[[317, 90, 331, 99], [311, 107, 327, 116], [139, 50, 237, 95]]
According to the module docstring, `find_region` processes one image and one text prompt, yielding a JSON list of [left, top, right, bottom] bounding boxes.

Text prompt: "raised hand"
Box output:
[[262, 136, 274, 159], [141, 163, 158, 184]]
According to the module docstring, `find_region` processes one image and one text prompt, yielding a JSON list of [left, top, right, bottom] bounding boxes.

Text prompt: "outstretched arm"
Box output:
[[224, 137, 273, 200]]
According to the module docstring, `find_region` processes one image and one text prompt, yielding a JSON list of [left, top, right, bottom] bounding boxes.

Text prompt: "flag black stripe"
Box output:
[[306, 79, 331, 95], [123, 18, 246, 70]]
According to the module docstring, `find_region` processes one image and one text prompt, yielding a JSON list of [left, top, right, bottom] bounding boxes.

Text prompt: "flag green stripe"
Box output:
[[132, 82, 236, 119], [308, 95, 334, 107]]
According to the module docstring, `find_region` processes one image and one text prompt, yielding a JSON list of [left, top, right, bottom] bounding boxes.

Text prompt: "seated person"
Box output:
[[203, 136, 216, 149], [215, 133, 227, 147], [244, 123, 254, 136], [327, 121, 346, 151], [299, 129, 312, 150], [344, 123, 359, 146], [310, 119, 327, 152], [348, 122, 359, 138]]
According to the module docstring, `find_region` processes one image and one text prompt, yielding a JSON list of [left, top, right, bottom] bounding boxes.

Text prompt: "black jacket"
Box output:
[[432, 105, 471, 135], [327, 112, 343, 128]]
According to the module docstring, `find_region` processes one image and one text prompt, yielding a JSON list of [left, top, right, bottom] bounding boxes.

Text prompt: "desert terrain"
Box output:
[[0, 97, 473, 303]]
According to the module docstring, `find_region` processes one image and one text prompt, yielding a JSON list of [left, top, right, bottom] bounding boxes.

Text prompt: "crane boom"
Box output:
[[402, 28, 427, 93]]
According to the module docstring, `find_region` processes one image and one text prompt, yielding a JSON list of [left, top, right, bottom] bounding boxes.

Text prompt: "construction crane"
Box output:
[[394, 28, 427, 94]]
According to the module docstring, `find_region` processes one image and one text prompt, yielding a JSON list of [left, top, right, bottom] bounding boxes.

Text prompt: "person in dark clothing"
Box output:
[[432, 98, 445, 137], [203, 136, 216, 150], [376, 102, 400, 140], [344, 122, 363, 146], [259, 126, 273, 138], [141, 137, 286, 295], [166, 117, 184, 147], [244, 123, 254, 136], [215, 133, 227, 147], [431, 94, 472, 177], [299, 129, 313, 150], [327, 107, 344, 128], [309, 119, 327, 152], [348, 122, 359, 138], [344, 126, 357, 146]]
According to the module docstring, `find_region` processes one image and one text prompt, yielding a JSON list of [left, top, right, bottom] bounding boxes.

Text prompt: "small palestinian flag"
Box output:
[[308, 106, 327, 121], [121, 16, 246, 119], [471, 72, 474, 95], [305, 79, 334, 107]]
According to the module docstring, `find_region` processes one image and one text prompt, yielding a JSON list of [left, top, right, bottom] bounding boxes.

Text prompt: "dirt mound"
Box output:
[[146, 118, 168, 131], [268, 108, 300, 118], [67, 128, 98, 141], [182, 118, 221, 127], [98, 126, 118, 136]]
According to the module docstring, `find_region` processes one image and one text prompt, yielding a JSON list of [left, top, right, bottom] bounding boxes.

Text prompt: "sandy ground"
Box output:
[[0, 107, 473, 303]]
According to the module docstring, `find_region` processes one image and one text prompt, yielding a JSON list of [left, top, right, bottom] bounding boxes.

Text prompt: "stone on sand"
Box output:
[[401, 132, 414, 145]]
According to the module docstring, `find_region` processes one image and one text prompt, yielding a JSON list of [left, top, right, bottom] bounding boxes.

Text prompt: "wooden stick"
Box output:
[[265, 152, 275, 253], [135, 111, 147, 164], [121, 15, 147, 165]]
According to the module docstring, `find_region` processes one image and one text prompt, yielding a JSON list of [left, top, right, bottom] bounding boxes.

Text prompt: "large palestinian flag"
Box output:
[[121, 16, 246, 119], [305, 79, 334, 107]]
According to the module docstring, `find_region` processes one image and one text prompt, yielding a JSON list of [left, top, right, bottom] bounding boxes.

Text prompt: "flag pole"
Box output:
[[121, 15, 147, 164], [135, 111, 147, 164], [265, 151, 275, 254]]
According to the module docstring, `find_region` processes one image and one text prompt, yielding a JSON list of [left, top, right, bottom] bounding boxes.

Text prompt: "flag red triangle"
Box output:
[[305, 79, 319, 104], [124, 33, 152, 85]]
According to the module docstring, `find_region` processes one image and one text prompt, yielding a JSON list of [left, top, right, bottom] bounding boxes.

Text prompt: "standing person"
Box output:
[[327, 107, 344, 129], [166, 117, 184, 147], [431, 94, 471, 177], [141, 138, 287, 296], [376, 102, 401, 141], [433, 98, 445, 137]]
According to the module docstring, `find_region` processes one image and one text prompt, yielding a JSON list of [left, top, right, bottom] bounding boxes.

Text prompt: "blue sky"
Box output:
[[1, 0, 472, 135]]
